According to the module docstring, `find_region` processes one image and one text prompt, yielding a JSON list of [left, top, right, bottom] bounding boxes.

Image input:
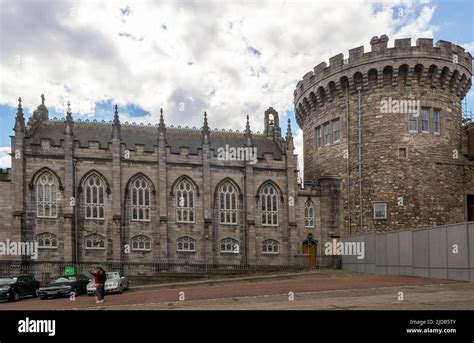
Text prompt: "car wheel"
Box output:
[[40, 296, 48, 300], [11, 291, 20, 302], [118, 285, 123, 294]]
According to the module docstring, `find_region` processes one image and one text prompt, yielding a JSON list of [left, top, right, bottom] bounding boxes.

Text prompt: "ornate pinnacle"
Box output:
[[14, 97, 25, 132], [65, 101, 74, 135], [202, 111, 210, 145], [112, 104, 121, 139], [286, 118, 294, 151]]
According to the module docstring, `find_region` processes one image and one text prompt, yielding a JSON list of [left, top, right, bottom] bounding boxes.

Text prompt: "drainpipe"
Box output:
[[243, 170, 248, 266], [357, 88, 363, 234], [73, 159, 78, 263], [346, 85, 351, 235]]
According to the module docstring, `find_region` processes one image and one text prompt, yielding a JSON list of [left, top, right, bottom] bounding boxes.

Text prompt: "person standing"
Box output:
[[90, 267, 106, 304]]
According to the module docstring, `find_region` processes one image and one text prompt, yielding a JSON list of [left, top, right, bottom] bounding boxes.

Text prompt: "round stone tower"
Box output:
[[294, 36, 472, 234]]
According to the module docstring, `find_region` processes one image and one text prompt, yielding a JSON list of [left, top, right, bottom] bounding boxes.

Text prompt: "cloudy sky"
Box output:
[[0, 0, 473, 171]]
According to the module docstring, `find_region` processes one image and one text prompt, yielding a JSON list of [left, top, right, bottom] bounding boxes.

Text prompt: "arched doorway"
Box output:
[[303, 233, 318, 267]]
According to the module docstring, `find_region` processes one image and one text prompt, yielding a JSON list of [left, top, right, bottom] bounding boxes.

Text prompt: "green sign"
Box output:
[[65, 266, 75, 276]]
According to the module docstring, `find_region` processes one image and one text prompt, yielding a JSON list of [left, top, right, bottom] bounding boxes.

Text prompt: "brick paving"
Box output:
[[0, 271, 463, 310]]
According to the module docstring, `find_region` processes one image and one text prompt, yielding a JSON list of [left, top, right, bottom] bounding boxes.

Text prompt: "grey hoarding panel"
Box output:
[[429, 268, 448, 279], [387, 232, 399, 266], [447, 269, 470, 281], [413, 230, 429, 268], [366, 264, 376, 274], [376, 234, 387, 266], [429, 227, 447, 268], [399, 230, 413, 266], [365, 233, 376, 264], [414, 268, 429, 277], [447, 224, 468, 268], [400, 266, 413, 276], [387, 266, 400, 275], [469, 223, 474, 268]]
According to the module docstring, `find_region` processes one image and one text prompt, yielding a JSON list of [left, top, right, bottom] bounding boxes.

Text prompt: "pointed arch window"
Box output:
[[85, 233, 105, 250], [131, 235, 151, 251], [220, 238, 239, 254], [262, 239, 280, 254], [219, 181, 237, 224], [84, 174, 105, 219], [177, 236, 196, 252], [131, 177, 151, 221], [176, 178, 195, 223], [36, 171, 58, 218], [36, 232, 58, 249], [261, 184, 278, 226], [304, 200, 315, 228]]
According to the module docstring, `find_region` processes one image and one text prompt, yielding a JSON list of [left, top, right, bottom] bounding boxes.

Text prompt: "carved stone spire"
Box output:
[[244, 115, 252, 147], [158, 108, 167, 144], [112, 104, 121, 139], [14, 97, 25, 132], [64, 101, 74, 135], [202, 111, 210, 145], [37, 94, 48, 120], [286, 119, 294, 151]]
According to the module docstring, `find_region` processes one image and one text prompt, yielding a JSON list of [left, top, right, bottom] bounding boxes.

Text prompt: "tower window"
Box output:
[[333, 118, 341, 143], [399, 148, 407, 159], [323, 122, 330, 146], [432, 109, 440, 134], [421, 107, 430, 133], [373, 203, 387, 220], [315, 127, 322, 149], [408, 113, 418, 132]]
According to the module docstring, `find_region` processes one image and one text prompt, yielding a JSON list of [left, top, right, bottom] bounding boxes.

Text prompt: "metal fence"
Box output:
[[0, 256, 341, 283]]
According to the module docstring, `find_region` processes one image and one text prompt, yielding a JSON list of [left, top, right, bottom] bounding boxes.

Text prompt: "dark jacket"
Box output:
[[91, 270, 106, 285]]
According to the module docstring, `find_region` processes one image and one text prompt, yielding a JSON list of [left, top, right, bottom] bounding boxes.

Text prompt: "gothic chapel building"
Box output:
[[0, 96, 341, 266]]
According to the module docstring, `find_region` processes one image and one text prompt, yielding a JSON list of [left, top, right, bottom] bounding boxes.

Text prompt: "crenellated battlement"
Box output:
[[294, 36, 473, 127]]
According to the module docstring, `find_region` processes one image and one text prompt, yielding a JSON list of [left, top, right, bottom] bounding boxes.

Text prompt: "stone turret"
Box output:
[[294, 36, 473, 234]]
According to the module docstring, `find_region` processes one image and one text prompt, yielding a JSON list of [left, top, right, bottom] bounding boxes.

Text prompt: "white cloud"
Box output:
[[0, 0, 437, 134], [0, 147, 11, 169], [461, 42, 474, 54]]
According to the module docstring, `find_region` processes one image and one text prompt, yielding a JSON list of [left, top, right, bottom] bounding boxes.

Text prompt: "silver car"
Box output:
[[87, 272, 129, 295]]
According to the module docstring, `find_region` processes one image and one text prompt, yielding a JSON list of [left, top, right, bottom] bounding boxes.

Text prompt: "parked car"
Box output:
[[0, 275, 40, 302], [37, 274, 89, 299], [87, 272, 129, 295]]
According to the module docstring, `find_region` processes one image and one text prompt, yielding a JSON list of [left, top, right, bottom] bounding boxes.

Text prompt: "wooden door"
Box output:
[[303, 243, 317, 266]]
